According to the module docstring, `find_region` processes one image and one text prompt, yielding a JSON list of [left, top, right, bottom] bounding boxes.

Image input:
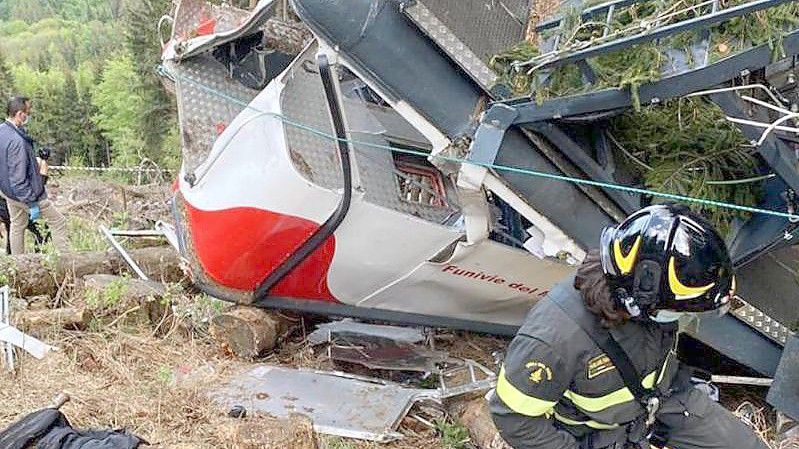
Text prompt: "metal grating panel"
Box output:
[[169, 55, 259, 177], [173, 0, 250, 41], [417, 0, 530, 62], [210, 3, 251, 34], [404, 2, 498, 90], [732, 300, 794, 346], [280, 46, 458, 223], [280, 48, 344, 190], [350, 135, 457, 224], [173, 0, 209, 39]]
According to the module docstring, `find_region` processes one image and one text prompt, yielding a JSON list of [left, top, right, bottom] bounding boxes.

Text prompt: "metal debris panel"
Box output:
[[308, 319, 426, 345], [210, 365, 434, 442]]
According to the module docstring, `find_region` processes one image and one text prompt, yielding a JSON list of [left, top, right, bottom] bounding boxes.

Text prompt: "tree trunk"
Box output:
[[81, 274, 170, 328], [448, 397, 512, 449], [209, 306, 294, 358], [16, 307, 89, 330], [0, 246, 184, 298]]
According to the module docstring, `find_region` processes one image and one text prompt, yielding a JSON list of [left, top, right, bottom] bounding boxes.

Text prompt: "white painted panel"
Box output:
[[360, 240, 576, 325]]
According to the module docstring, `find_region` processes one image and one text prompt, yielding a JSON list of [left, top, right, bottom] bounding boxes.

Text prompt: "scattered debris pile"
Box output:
[[51, 177, 174, 233]]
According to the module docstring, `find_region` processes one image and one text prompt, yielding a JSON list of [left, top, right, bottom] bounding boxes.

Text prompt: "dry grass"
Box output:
[[434, 331, 507, 368], [0, 325, 245, 447], [0, 310, 449, 449], [731, 400, 799, 449], [2, 310, 796, 449], [717, 383, 798, 449]]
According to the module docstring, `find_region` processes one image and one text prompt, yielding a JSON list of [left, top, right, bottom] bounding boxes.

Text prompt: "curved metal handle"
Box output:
[[158, 15, 176, 49]]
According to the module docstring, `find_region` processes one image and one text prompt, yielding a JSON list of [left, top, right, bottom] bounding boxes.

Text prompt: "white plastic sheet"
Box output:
[[0, 324, 57, 360]]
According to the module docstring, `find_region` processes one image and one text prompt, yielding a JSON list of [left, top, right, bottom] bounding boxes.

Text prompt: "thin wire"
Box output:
[[686, 84, 786, 108], [158, 65, 799, 221], [705, 173, 777, 185], [757, 112, 799, 146], [725, 116, 799, 134]]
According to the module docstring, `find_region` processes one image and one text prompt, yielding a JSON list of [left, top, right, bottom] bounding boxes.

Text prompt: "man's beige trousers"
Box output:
[[3, 195, 68, 254]]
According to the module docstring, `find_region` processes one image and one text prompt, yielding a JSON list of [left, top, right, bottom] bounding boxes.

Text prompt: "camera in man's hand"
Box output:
[[37, 147, 51, 161]]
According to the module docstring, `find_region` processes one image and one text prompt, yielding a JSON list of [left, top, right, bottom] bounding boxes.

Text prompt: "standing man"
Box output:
[[0, 96, 68, 254], [490, 204, 766, 449]]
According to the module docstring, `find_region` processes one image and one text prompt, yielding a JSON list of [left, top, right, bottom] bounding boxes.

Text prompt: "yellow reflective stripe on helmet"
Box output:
[[565, 370, 659, 412], [613, 236, 642, 275], [496, 367, 557, 417], [668, 257, 715, 299], [553, 412, 620, 430]]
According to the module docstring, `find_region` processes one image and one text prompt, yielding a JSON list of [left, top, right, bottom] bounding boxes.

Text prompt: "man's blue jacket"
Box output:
[[0, 121, 45, 206]]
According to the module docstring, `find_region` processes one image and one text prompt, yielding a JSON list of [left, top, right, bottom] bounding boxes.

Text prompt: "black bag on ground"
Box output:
[[0, 408, 143, 449]]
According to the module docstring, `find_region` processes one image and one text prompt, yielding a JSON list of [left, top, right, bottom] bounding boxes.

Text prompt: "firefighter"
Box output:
[[489, 204, 767, 449]]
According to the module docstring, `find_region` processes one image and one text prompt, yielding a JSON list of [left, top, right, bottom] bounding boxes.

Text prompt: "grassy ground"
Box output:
[[0, 309, 455, 448]]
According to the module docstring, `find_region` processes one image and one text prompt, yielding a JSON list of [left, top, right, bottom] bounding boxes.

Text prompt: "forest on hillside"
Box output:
[[0, 0, 178, 170]]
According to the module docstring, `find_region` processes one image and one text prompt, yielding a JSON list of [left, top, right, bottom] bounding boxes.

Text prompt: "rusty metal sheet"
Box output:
[[328, 339, 449, 373], [310, 321, 446, 372]]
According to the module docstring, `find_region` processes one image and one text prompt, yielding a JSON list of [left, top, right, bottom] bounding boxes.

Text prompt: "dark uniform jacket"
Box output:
[[0, 121, 46, 205], [489, 276, 680, 449]]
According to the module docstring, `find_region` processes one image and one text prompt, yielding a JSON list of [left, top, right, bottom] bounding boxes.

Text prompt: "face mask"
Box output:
[[650, 310, 684, 323]]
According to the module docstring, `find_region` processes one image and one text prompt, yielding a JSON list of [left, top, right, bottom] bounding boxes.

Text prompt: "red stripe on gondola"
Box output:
[[184, 202, 337, 301]]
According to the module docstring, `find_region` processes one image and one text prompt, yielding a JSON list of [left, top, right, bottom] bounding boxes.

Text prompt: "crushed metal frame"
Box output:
[[437, 358, 498, 399], [99, 223, 179, 281], [526, 0, 793, 72]]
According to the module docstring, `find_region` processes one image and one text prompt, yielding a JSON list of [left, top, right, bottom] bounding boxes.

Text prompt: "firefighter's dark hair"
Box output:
[[6, 96, 30, 118], [574, 250, 630, 328]]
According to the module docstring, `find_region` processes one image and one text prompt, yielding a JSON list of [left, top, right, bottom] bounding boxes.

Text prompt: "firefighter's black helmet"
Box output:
[[599, 204, 736, 316]]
